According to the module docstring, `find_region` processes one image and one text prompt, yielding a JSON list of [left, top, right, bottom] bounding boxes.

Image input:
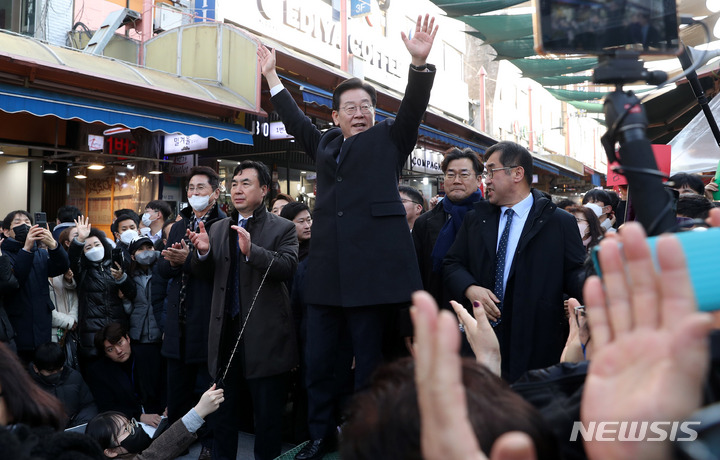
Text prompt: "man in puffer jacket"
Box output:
[[68, 217, 135, 363], [28, 342, 98, 428]]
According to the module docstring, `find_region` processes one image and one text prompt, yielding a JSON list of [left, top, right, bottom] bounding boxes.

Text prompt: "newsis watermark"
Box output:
[[570, 421, 701, 442]]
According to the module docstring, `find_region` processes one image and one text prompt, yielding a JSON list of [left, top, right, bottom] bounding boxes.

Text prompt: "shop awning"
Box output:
[[0, 82, 253, 144], [280, 76, 333, 109]]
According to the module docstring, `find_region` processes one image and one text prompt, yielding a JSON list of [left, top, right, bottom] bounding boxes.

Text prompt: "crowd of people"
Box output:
[[0, 11, 719, 460]]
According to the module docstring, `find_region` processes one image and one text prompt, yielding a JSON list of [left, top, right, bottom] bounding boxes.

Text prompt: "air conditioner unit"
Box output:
[[154, 4, 184, 32]]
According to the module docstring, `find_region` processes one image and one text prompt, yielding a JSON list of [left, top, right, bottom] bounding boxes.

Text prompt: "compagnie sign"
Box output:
[[223, 0, 405, 88]]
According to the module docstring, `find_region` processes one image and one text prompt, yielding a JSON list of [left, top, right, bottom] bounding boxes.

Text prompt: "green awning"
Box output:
[[430, 0, 527, 16], [568, 101, 604, 113], [490, 37, 536, 60], [510, 58, 598, 78], [544, 88, 609, 101], [532, 75, 592, 86], [461, 14, 533, 44]]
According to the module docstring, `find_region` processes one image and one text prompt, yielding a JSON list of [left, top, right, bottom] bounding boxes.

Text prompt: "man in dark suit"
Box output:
[[257, 14, 438, 460], [412, 147, 483, 311], [158, 166, 227, 460], [189, 160, 298, 460], [444, 141, 586, 382]]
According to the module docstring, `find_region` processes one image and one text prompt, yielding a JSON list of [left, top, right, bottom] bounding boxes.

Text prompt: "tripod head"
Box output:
[[593, 53, 677, 236]]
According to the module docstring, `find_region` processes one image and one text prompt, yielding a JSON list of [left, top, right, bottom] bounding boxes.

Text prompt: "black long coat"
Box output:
[[444, 189, 586, 382], [270, 66, 435, 307], [158, 203, 226, 363]]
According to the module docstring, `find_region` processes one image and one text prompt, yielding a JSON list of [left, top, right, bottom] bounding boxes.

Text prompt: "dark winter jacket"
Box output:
[[1, 238, 69, 351], [69, 239, 136, 357], [28, 363, 98, 428], [0, 254, 19, 345], [129, 262, 167, 343], [158, 203, 226, 363]]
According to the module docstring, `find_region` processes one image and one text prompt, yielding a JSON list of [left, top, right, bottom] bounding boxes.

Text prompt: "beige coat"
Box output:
[[49, 274, 78, 342]]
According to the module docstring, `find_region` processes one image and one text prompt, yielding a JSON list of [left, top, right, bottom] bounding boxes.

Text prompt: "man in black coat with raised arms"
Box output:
[[258, 14, 438, 460]]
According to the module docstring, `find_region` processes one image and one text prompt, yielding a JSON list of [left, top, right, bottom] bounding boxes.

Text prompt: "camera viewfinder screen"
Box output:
[[536, 0, 680, 55]]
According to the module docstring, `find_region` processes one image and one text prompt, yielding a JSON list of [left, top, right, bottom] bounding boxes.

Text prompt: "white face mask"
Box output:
[[601, 218, 613, 231], [141, 213, 153, 227], [139, 227, 151, 237], [85, 246, 105, 262], [119, 229, 139, 245], [188, 194, 211, 212]]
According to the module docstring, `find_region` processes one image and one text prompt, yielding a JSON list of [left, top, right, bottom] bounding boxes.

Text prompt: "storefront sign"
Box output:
[[165, 154, 197, 177], [105, 137, 138, 157], [225, 0, 404, 86], [88, 135, 103, 151], [410, 148, 443, 174], [269, 121, 294, 140], [164, 134, 209, 154]]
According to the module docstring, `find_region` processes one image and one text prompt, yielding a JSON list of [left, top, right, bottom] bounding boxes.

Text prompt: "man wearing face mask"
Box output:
[[158, 166, 226, 457], [141, 201, 172, 245], [113, 214, 140, 258], [1, 210, 69, 363], [28, 341, 97, 428]]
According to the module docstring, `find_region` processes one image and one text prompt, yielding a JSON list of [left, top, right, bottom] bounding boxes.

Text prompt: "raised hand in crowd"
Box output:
[[109, 261, 124, 281], [161, 239, 189, 267], [401, 14, 439, 66], [581, 222, 714, 460], [187, 221, 209, 255], [24, 224, 57, 251], [257, 44, 281, 89], [412, 291, 536, 460], [704, 181, 718, 200], [73, 215, 92, 243], [450, 299, 500, 377], [560, 298, 590, 363], [195, 383, 225, 419]]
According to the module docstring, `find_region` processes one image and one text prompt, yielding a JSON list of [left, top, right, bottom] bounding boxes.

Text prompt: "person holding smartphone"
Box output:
[[1, 210, 69, 363]]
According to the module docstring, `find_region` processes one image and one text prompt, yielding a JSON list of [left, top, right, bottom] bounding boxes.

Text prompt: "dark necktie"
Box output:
[[492, 208, 514, 326]]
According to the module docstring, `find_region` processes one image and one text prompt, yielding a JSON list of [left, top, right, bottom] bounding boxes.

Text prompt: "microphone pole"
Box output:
[[678, 45, 720, 149]]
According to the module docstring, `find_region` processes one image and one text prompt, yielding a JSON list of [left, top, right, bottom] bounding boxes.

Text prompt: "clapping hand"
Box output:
[[161, 240, 189, 267], [187, 221, 210, 256]]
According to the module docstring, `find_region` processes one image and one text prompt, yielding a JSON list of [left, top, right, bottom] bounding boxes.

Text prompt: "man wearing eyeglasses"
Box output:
[[444, 141, 586, 382], [412, 147, 483, 313], [258, 14, 438, 460], [157, 166, 226, 460], [398, 185, 425, 231]]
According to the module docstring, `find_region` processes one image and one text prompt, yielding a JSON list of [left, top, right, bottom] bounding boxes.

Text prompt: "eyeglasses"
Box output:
[[340, 103, 374, 115], [481, 166, 518, 181], [574, 305, 587, 328], [187, 184, 211, 194], [400, 199, 421, 206], [444, 171, 474, 181]]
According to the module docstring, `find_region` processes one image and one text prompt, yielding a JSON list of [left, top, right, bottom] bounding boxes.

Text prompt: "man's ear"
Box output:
[[331, 110, 340, 126], [32, 364, 39, 374], [104, 448, 119, 458], [514, 166, 525, 183]]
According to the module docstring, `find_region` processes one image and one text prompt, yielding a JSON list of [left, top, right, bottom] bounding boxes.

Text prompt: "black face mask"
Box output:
[[38, 371, 63, 385], [119, 425, 153, 453], [12, 224, 30, 243]]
